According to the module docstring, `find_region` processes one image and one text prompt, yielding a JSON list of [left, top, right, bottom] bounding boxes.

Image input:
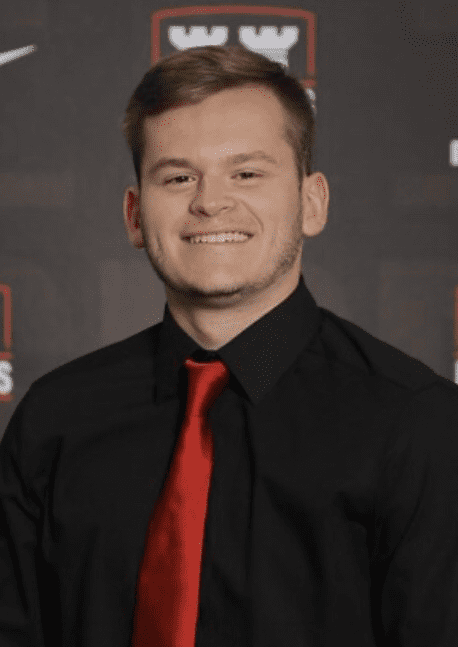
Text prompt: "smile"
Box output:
[[185, 232, 253, 244]]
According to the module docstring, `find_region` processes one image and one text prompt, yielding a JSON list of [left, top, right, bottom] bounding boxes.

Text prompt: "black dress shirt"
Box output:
[[1, 273, 458, 647]]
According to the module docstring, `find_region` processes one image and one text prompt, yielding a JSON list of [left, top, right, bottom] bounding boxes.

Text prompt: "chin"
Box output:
[[169, 278, 246, 305]]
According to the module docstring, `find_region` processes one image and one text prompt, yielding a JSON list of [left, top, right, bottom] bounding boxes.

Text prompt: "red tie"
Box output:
[[131, 357, 230, 647]]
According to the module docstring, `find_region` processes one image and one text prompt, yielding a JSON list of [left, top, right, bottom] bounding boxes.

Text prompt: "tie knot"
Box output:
[[183, 357, 230, 418]]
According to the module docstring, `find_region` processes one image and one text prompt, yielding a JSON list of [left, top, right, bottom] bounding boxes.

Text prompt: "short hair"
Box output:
[[122, 44, 315, 188]]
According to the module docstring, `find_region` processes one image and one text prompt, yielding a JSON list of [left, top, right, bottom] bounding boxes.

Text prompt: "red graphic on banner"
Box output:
[[0, 284, 13, 402], [455, 286, 458, 362], [151, 5, 316, 90]]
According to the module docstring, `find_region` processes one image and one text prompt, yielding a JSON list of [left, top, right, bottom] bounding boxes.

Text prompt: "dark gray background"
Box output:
[[1, 0, 457, 436]]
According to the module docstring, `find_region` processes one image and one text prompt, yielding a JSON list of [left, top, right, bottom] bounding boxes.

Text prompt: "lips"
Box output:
[[181, 230, 253, 240]]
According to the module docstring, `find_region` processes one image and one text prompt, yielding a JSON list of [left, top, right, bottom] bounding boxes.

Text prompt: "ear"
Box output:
[[300, 172, 330, 238], [122, 185, 144, 249]]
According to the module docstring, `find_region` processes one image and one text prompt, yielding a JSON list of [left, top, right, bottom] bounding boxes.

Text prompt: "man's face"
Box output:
[[123, 84, 326, 309]]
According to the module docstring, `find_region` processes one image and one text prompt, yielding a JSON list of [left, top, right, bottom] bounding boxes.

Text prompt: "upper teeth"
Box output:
[[188, 231, 250, 243]]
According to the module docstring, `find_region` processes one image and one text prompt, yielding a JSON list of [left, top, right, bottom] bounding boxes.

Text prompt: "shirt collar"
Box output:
[[154, 274, 322, 405]]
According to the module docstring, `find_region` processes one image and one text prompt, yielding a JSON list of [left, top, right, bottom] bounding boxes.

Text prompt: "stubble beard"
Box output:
[[139, 206, 305, 308]]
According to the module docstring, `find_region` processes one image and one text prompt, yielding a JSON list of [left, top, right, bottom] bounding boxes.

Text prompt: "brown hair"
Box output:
[[122, 44, 315, 188]]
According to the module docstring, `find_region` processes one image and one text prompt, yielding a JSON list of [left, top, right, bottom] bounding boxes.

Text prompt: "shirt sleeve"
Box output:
[[372, 381, 458, 646], [0, 391, 46, 647]]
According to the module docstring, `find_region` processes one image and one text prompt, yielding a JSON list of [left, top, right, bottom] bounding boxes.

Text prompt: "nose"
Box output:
[[189, 177, 236, 217]]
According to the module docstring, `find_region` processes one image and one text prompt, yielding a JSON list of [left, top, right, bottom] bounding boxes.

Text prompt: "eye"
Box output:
[[165, 175, 191, 185], [238, 171, 262, 180], [164, 171, 263, 185]]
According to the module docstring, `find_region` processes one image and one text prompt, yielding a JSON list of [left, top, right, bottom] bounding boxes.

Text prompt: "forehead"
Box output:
[[142, 85, 289, 154]]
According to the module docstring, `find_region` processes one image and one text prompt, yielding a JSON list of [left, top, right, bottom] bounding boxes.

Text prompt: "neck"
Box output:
[[166, 273, 300, 350]]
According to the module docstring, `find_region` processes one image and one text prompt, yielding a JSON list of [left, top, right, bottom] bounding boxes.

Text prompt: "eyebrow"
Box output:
[[146, 150, 279, 178]]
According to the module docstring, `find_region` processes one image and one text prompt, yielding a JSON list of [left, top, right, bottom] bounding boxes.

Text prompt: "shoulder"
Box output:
[[19, 321, 162, 410], [317, 307, 457, 397]]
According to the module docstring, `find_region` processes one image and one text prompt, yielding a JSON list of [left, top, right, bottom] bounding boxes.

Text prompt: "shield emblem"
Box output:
[[150, 5, 317, 113]]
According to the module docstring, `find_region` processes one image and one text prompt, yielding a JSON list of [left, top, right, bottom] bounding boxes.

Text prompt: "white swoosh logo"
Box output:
[[0, 45, 36, 67]]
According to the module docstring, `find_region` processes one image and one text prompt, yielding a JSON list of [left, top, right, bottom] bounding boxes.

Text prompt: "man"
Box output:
[[1, 44, 458, 647]]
